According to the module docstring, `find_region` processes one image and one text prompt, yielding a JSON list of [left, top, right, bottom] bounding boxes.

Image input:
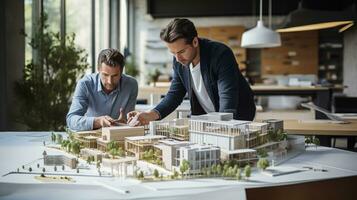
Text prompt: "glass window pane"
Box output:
[[24, 0, 32, 63], [43, 0, 61, 33], [66, 0, 92, 73], [95, 0, 109, 63]]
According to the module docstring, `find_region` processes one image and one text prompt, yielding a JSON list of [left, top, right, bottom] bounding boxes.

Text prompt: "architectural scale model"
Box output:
[[39, 112, 303, 180]]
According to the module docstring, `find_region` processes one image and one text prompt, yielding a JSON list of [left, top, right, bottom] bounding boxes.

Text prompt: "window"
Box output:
[[24, 0, 119, 73]]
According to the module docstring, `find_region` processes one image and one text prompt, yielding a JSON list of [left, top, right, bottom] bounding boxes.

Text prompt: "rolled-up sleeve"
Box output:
[[66, 80, 94, 131]]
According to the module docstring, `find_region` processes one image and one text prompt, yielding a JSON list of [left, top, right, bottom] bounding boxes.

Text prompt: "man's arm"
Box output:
[[66, 80, 96, 131], [153, 65, 187, 119], [127, 65, 187, 126], [123, 79, 139, 119]]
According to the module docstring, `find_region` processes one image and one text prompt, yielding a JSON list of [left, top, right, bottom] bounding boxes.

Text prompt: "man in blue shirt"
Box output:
[[127, 18, 255, 126], [66, 49, 138, 131]]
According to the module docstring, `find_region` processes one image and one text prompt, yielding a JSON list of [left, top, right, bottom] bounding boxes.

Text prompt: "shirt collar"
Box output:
[[96, 73, 122, 94]]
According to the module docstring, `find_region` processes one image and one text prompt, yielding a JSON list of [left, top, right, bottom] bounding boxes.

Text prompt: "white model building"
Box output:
[[149, 118, 189, 141], [80, 148, 105, 163], [176, 144, 220, 174], [124, 135, 166, 159], [97, 126, 145, 151], [153, 139, 191, 171], [43, 154, 77, 169], [189, 112, 270, 164]]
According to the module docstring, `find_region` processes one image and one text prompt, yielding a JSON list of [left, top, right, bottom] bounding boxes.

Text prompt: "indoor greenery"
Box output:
[[14, 15, 89, 131]]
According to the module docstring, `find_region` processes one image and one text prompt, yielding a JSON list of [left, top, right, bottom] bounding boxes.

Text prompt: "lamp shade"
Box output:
[[276, 3, 356, 33], [241, 20, 281, 48]]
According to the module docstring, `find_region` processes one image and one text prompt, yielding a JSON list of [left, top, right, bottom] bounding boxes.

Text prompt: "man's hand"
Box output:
[[93, 115, 115, 129], [126, 110, 160, 126], [111, 108, 127, 126]]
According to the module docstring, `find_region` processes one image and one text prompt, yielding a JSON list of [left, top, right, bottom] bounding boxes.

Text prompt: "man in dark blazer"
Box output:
[[127, 18, 255, 126]]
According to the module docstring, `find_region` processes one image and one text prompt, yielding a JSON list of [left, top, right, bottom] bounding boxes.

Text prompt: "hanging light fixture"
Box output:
[[276, 1, 356, 33], [241, 0, 281, 48]]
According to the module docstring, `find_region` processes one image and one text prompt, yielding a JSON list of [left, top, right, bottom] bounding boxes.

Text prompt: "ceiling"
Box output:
[[147, 0, 357, 18]]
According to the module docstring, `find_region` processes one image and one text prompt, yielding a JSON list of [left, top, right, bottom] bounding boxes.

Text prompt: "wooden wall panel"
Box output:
[[261, 31, 318, 75], [197, 26, 247, 71]]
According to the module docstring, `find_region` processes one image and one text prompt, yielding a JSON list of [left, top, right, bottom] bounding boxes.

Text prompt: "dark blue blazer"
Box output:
[[154, 38, 256, 120]]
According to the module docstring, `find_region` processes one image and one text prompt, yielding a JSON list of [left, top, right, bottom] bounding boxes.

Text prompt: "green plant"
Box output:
[[14, 14, 89, 131], [257, 158, 270, 171], [147, 68, 162, 86], [244, 165, 251, 179], [124, 55, 139, 77]]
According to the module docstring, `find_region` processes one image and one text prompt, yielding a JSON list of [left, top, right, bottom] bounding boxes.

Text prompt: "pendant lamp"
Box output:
[[241, 0, 281, 48]]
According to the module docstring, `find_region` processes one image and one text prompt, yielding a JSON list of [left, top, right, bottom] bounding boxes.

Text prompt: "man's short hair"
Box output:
[[160, 18, 198, 44], [97, 48, 125, 69]]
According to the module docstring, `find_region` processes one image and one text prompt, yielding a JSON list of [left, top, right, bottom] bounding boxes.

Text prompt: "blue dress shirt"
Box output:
[[66, 73, 138, 131]]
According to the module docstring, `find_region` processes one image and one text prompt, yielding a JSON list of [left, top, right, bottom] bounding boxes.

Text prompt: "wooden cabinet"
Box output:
[[261, 31, 318, 75], [197, 26, 247, 71]]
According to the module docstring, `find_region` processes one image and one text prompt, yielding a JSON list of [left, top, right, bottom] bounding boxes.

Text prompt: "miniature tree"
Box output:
[[22, 165, 25, 170], [305, 136, 313, 148], [257, 149, 268, 158], [216, 164, 222, 176], [56, 134, 63, 144], [117, 147, 125, 157], [96, 161, 101, 169], [37, 163, 40, 168], [42, 168, 46, 173], [236, 168, 242, 180], [109, 148, 118, 159], [107, 141, 119, 151], [153, 169, 159, 179], [87, 157, 91, 164], [257, 158, 270, 171], [71, 141, 81, 155], [51, 132, 56, 142], [180, 159, 190, 179], [29, 167, 32, 172], [211, 164, 217, 176], [173, 169, 179, 179], [138, 171, 144, 180], [313, 137, 320, 149], [244, 165, 251, 180]]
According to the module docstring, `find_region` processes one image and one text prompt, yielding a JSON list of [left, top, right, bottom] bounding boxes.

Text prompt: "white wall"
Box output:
[[132, 0, 285, 85]]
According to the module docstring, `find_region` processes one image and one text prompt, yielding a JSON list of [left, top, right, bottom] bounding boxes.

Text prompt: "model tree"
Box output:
[[244, 165, 251, 180], [51, 133, 56, 143], [180, 159, 190, 179], [29, 167, 32, 172], [217, 164, 222, 176], [313, 137, 320, 149], [153, 169, 159, 179], [42, 168, 46, 173], [138, 171, 144, 180], [56, 134, 63, 144], [71, 141, 81, 155], [236, 168, 242, 180], [257, 158, 270, 171]]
